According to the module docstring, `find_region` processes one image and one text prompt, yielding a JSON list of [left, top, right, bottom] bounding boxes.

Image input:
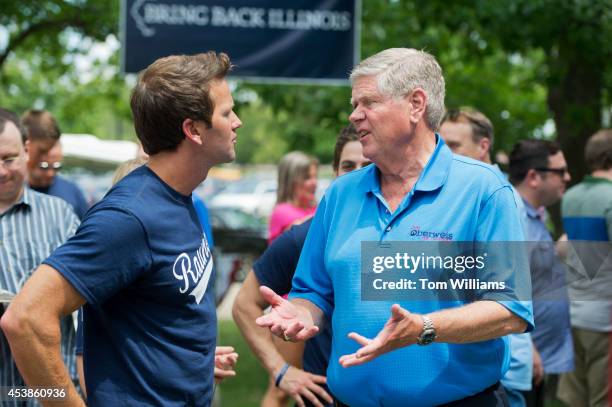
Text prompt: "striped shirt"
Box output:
[[0, 187, 80, 406]]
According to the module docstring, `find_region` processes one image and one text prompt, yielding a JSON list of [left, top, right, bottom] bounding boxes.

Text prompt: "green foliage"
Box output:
[[217, 320, 267, 407], [1, 0, 609, 168]]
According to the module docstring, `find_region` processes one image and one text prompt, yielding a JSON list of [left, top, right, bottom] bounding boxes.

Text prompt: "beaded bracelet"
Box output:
[[274, 363, 291, 387]]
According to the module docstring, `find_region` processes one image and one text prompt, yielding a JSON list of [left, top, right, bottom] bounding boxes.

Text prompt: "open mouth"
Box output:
[[359, 130, 370, 139]]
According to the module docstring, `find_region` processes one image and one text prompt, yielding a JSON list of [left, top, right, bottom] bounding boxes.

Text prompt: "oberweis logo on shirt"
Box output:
[[172, 237, 213, 304]]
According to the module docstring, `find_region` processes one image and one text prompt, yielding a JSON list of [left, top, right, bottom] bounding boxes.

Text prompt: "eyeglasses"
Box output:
[[38, 161, 62, 171], [0, 156, 21, 169], [535, 167, 568, 177]]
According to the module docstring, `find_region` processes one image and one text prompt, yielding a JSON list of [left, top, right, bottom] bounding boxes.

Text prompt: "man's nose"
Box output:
[[349, 108, 364, 123]]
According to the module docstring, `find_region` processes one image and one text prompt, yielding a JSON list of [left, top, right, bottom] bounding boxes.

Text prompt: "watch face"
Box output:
[[419, 329, 436, 345]]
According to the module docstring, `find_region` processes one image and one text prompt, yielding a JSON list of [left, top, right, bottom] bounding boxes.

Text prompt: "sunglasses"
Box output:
[[535, 167, 568, 177], [38, 161, 62, 171]]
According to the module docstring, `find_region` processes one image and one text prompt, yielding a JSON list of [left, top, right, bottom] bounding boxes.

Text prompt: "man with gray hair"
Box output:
[[257, 48, 533, 406]]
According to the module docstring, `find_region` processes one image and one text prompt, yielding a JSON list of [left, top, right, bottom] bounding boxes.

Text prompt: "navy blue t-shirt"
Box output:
[[252, 218, 332, 380], [32, 175, 89, 220], [46, 166, 217, 406]]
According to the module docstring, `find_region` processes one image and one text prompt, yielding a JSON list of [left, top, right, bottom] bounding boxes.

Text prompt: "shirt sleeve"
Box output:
[[254, 226, 303, 295], [289, 198, 334, 319], [44, 207, 152, 306], [60, 203, 81, 242], [476, 185, 534, 332]]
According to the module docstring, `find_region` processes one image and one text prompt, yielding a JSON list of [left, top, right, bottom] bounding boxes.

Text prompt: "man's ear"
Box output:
[[182, 118, 204, 146], [407, 88, 428, 123], [525, 168, 541, 188], [479, 137, 491, 160]]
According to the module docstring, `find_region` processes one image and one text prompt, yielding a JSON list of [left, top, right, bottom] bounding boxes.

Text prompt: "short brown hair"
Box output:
[[585, 129, 612, 172], [508, 139, 561, 185], [130, 52, 232, 155], [442, 108, 494, 149], [21, 110, 61, 143], [333, 124, 359, 172]]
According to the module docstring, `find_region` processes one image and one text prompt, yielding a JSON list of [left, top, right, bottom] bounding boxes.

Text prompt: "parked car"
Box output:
[[209, 207, 268, 305], [208, 177, 277, 218]]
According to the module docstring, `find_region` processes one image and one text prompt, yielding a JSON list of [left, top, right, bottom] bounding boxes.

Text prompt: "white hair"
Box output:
[[350, 48, 446, 130]]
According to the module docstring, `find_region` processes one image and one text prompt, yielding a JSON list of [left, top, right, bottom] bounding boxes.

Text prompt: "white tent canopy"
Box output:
[[61, 134, 139, 165]]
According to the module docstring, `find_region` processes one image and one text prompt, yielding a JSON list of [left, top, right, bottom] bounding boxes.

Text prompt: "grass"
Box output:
[[217, 320, 268, 407]]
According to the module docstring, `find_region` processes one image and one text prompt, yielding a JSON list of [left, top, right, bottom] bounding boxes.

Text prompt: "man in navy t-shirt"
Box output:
[[1, 51, 242, 406], [22, 110, 89, 219]]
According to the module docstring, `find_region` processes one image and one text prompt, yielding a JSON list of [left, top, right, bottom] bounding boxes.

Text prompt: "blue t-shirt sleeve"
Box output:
[[44, 207, 152, 306], [476, 185, 534, 332], [192, 195, 214, 249], [289, 198, 334, 319], [253, 224, 303, 295]]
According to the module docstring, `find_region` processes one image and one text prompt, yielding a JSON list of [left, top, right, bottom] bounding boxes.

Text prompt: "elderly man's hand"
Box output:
[[214, 346, 239, 384], [339, 304, 421, 367], [277, 365, 332, 407], [255, 286, 319, 342]]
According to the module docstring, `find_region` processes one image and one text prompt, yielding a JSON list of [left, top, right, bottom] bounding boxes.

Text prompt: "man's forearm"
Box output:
[[1, 310, 84, 406], [430, 301, 527, 344], [233, 295, 287, 375]]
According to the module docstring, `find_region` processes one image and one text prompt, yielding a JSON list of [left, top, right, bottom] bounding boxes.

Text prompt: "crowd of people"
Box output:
[[0, 46, 610, 407]]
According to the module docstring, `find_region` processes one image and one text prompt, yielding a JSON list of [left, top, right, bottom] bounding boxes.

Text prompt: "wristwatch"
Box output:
[[416, 315, 436, 345]]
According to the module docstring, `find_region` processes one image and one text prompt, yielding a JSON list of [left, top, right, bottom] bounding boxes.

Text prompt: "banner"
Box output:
[[121, 0, 360, 84]]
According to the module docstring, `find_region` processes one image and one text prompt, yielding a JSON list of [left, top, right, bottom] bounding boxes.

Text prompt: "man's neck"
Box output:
[[147, 150, 211, 196], [377, 129, 436, 185], [591, 168, 612, 180], [516, 184, 540, 209], [377, 128, 436, 212], [0, 187, 24, 215]]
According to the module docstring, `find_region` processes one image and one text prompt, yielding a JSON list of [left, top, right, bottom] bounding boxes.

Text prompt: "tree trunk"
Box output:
[[546, 42, 603, 236]]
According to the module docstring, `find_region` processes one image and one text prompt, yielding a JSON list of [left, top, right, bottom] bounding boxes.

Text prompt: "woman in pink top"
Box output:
[[268, 151, 318, 243]]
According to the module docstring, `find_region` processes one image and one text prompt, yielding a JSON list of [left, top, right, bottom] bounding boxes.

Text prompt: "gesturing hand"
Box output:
[[214, 346, 239, 384], [339, 304, 422, 367], [255, 286, 319, 342]]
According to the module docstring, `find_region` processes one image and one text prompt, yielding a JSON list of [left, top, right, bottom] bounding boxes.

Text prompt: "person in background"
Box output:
[[268, 151, 318, 243], [509, 139, 574, 407], [21, 110, 89, 219], [558, 129, 612, 407], [0, 107, 80, 406], [1, 51, 240, 406], [233, 124, 370, 407], [440, 107, 533, 407]]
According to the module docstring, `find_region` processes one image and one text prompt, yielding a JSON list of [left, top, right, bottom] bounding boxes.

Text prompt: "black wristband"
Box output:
[[274, 363, 291, 387]]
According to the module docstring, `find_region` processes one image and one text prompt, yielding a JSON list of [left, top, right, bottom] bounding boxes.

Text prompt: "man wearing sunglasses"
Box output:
[[509, 140, 574, 407], [22, 110, 89, 220]]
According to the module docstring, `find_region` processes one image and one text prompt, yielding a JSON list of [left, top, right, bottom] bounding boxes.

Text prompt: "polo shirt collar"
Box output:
[[584, 175, 612, 184], [522, 198, 540, 220], [362, 133, 452, 194], [20, 187, 34, 208]]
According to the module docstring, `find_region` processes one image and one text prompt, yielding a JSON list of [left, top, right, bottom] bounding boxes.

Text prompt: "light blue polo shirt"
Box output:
[[290, 135, 534, 407]]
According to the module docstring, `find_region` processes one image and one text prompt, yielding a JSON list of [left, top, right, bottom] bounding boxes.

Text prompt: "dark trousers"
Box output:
[[334, 382, 509, 407]]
